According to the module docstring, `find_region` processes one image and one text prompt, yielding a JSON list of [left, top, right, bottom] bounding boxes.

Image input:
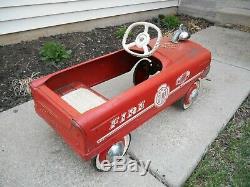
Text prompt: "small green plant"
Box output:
[[162, 15, 181, 29], [115, 26, 131, 39], [39, 41, 72, 65]]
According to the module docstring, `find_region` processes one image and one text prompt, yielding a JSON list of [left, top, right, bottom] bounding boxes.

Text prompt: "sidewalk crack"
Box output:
[[128, 151, 170, 187], [212, 58, 250, 71]]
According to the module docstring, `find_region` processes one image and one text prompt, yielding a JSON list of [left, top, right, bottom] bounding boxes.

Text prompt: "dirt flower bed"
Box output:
[[219, 23, 250, 33], [0, 15, 213, 112]]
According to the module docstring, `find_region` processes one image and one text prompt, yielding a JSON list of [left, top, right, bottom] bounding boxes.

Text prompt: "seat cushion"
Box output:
[[61, 88, 106, 113]]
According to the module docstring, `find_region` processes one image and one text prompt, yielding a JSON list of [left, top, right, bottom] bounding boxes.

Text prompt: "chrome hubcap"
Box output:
[[107, 141, 125, 163], [189, 88, 199, 103], [95, 135, 131, 171]]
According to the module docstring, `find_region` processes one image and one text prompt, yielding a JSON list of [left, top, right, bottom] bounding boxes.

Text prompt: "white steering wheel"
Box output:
[[122, 22, 162, 58]]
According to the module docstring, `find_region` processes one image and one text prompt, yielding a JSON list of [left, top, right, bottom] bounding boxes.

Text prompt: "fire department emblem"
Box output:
[[176, 71, 190, 85], [154, 84, 169, 107]]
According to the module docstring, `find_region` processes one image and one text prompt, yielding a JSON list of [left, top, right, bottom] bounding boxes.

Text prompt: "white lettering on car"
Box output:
[[109, 100, 146, 130]]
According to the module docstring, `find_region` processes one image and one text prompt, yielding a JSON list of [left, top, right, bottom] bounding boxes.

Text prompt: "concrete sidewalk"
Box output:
[[1, 26, 250, 187], [0, 101, 162, 187], [178, 0, 250, 26]]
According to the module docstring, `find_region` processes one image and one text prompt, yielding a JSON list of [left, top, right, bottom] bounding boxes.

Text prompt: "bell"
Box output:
[[171, 24, 191, 43]]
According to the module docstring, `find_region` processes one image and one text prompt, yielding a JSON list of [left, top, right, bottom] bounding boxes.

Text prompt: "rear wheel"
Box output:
[[182, 81, 200, 110], [92, 134, 131, 171]]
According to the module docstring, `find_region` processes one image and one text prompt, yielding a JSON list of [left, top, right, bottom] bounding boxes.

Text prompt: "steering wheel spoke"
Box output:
[[122, 22, 162, 57], [143, 45, 149, 54]]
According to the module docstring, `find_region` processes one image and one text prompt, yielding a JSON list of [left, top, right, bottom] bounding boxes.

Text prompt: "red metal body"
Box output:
[[30, 37, 211, 160]]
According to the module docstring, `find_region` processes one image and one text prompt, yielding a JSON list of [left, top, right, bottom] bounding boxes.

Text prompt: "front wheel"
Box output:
[[92, 134, 131, 171], [182, 81, 200, 110]]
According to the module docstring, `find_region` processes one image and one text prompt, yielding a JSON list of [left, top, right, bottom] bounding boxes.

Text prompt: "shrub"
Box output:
[[39, 41, 71, 64], [115, 26, 131, 39], [162, 16, 181, 29]]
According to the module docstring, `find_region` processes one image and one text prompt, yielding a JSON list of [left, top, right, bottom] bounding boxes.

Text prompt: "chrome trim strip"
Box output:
[[169, 71, 203, 96], [97, 104, 154, 144], [97, 71, 203, 144]]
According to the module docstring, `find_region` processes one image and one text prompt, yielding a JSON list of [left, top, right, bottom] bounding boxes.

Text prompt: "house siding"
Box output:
[[0, 0, 178, 35]]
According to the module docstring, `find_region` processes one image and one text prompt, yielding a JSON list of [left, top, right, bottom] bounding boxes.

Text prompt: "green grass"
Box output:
[[185, 97, 250, 186], [115, 26, 131, 39]]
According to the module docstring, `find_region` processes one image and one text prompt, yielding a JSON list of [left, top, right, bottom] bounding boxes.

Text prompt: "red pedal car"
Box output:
[[30, 22, 211, 170]]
